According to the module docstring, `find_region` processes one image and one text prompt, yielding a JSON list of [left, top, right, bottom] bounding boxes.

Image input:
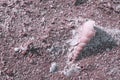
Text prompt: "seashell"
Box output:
[[71, 20, 96, 62]]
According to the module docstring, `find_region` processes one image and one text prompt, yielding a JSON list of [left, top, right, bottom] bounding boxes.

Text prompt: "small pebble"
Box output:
[[14, 47, 20, 52], [62, 64, 80, 76], [29, 59, 36, 65], [49, 62, 58, 73], [106, 48, 110, 52], [20, 46, 27, 51]]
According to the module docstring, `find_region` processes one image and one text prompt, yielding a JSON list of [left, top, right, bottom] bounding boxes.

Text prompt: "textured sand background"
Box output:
[[0, 0, 120, 80]]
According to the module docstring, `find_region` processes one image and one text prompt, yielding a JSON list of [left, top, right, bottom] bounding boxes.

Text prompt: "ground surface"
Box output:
[[0, 0, 120, 80]]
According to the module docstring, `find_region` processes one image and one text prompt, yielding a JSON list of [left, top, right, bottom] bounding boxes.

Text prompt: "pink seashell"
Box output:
[[71, 20, 96, 62]]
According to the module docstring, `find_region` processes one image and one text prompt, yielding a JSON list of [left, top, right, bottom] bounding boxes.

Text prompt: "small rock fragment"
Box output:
[[49, 62, 58, 73], [106, 48, 110, 52], [29, 59, 37, 65], [62, 64, 80, 76], [75, 0, 87, 6], [115, 5, 120, 13], [20, 45, 27, 51], [14, 47, 20, 52]]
